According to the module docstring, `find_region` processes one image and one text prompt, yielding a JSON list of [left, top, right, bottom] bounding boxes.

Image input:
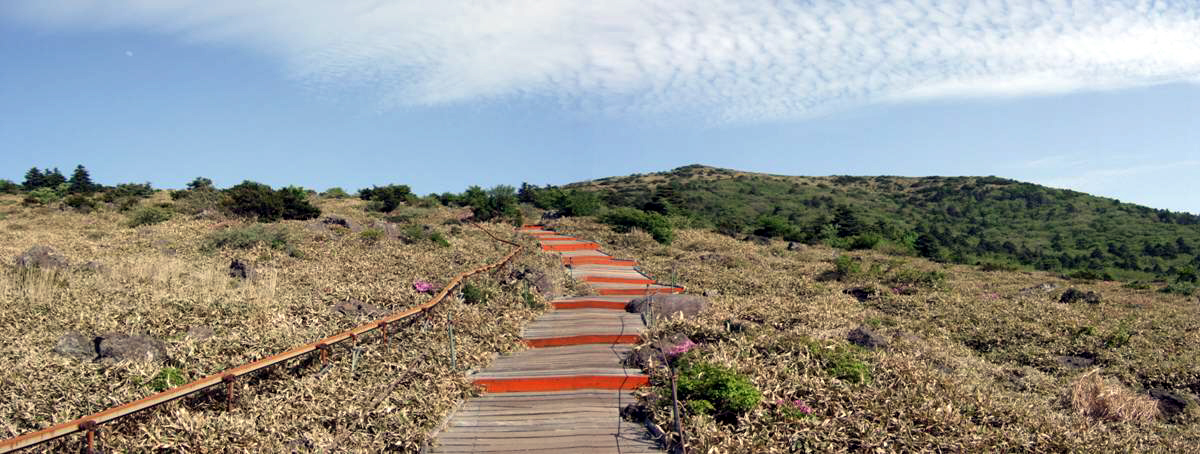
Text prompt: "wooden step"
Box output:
[[581, 276, 655, 285], [542, 243, 601, 252], [473, 374, 649, 393]]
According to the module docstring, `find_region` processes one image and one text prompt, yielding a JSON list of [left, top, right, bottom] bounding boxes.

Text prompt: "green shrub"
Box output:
[[600, 207, 674, 244], [0, 179, 19, 194], [23, 186, 64, 206], [321, 187, 350, 199], [360, 228, 385, 243], [102, 183, 154, 202], [148, 367, 186, 392], [1122, 281, 1151, 290], [359, 184, 413, 212], [1066, 269, 1113, 281], [834, 255, 861, 278], [676, 357, 762, 420], [204, 224, 291, 251], [127, 206, 173, 227], [460, 185, 521, 224], [753, 215, 798, 240], [806, 341, 872, 385], [888, 268, 946, 288], [560, 190, 602, 217], [430, 231, 450, 248], [1105, 321, 1133, 348], [847, 233, 882, 250], [64, 194, 98, 212], [221, 181, 320, 222], [1160, 282, 1197, 296], [461, 282, 489, 304]]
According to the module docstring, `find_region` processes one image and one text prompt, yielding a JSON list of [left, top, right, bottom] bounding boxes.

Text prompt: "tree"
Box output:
[[359, 184, 413, 212], [833, 205, 863, 238], [0, 179, 18, 194], [187, 177, 215, 191], [915, 233, 943, 261], [43, 168, 66, 188], [68, 165, 97, 193], [22, 167, 44, 190]]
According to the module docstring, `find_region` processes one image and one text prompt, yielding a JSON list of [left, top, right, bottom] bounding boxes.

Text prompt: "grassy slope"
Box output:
[[551, 217, 1199, 452], [0, 194, 572, 452], [565, 165, 1200, 283]]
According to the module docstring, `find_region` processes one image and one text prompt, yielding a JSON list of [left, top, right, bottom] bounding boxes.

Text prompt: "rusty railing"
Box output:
[[0, 223, 524, 453]]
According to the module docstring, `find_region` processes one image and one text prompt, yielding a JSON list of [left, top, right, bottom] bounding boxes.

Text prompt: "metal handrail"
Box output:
[[0, 223, 524, 453]]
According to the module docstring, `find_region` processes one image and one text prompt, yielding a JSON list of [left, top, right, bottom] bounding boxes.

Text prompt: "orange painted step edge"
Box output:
[[537, 237, 580, 242], [563, 257, 637, 266], [552, 300, 629, 310], [542, 243, 600, 251], [474, 375, 649, 393], [519, 225, 544, 230], [524, 334, 640, 347], [598, 287, 685, 296], [583, 276, 656, 285]]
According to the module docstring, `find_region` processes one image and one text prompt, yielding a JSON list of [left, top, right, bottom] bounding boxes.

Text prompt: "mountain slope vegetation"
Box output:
[[543, 165, 1199, 288]]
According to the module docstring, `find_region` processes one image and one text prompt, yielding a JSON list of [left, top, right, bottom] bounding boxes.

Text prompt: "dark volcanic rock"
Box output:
[[847, 325, 888, 350], [844, 287, 877, 302], [53, 332, 96, 361], [787, 242, 801, 251], [229, 259, 256, 280], [186, 326, 215, 342], [332, 299, 386, 318], [1149, 388, 1196, 419], [97, 333, 168, 364], [321, 216, 352, 230], [14, 245, 69, 269], [509, 266, 558, 297], [1059, 288, 1101, 305], [626, 294, 709, 321], [1056, 355, 1096, 369]]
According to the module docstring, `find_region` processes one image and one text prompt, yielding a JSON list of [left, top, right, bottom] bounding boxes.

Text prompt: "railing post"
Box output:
[[222, 374, 237, 412], [80, 420, 96, 454]]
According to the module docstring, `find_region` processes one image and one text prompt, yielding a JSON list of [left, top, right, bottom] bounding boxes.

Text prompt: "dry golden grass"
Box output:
[[0, 194, 573, 452], [1072, 369, 1161, 423], [546, 217, 1200, 452]]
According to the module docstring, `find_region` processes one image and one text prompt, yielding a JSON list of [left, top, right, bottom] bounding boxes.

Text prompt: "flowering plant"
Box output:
[[413, 280, 435, 293]]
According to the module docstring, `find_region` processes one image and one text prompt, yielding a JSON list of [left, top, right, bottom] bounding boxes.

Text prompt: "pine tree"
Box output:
[[68, 165, 96, 193], [43, 168, 67, 188], [22, 167, 44, 190]]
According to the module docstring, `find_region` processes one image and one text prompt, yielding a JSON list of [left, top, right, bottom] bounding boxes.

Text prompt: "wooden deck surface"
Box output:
[[429, 226, 669, 453]]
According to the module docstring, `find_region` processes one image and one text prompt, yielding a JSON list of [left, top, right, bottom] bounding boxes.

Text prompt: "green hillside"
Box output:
[[537, 165, 1199, 288]]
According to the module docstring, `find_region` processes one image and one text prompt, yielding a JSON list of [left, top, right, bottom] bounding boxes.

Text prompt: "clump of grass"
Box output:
[[807, 340, 872, 385], [887, 268, 946, 289], [676, 355, 762, 421], [1105, 320, 1133, 348], [461, 282, 489, 304], [148, 367, 186, 392], [1071, 369, 1160, 423], [127, 205, 173, 227], [430, 231, 450, 248], [833, 255, 861, 279], [359, 228, 385, 243], [203, 224, 291, 251]]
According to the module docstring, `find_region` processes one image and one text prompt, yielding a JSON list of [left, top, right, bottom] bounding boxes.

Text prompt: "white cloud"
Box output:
[[6, 0, 1200, 122]]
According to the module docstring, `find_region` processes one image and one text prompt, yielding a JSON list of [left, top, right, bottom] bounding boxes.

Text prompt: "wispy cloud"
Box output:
[[6, 1, 1200, 122]]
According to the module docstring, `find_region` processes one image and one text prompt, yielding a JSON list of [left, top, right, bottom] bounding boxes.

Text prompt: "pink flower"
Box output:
[[413, 280, 435, 293], [665, 339, 697, 358], [791, 400, 813, 414]]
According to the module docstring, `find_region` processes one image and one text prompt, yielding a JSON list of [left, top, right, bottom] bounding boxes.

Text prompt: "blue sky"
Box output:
[[1, 1, 1198, 213]]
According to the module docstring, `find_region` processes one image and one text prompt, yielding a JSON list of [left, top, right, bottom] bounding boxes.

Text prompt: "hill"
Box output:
[[550, 165, 1200, 287]]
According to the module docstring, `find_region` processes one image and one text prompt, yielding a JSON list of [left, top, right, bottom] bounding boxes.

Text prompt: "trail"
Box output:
[[430, 225, 682, 453]]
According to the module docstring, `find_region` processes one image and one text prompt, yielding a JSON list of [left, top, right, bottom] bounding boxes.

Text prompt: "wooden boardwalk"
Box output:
[[430, 226, 681, 453]]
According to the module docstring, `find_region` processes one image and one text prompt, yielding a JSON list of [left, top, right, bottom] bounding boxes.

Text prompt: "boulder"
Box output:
[[185, 326, 215, 342], [52, 332, 96, 361], [229, 259, 256, 280], [1059, 288, 1101, 305], [1020, 283, 1060, 294], [321, 216, 353, 230], [847, 325, 888, 350], [1056, 355, 1095, 369], [787, 242, 801, 251], [96, 333, 168, 364], [509, 266, 558, 297], [332, 299, 386, 318], [844, 287, 877, 302], [625, 294, 709, 321], [1149, 388, 1197, 419], [14, 245, 69, 269], [81, 261, 108, 274], [726, 319, 759, 334], [702, 289, 720, 298]]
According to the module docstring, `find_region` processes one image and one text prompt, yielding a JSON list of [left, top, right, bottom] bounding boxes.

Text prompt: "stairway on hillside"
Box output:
[[429, 226, 682, 453]]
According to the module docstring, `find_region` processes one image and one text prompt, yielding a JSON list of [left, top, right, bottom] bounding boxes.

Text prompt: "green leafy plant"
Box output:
[[806, 340, 872, 385], [834, 255, 861, 279], [461, 282, 489, 304], [600, 207, 674, 244], [148, 367, 186, 392], [204, 224, 291, 251], [127, 205, 173, 227], [360, 228, 385, 243], [430, 231, 450, 248], [676, 356, 762, 421]]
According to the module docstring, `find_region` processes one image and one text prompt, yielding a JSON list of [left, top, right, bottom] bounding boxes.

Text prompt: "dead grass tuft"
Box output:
[[1071, 369, 1160, 423]]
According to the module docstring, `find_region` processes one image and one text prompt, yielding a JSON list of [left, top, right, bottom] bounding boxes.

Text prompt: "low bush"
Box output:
[[1160, 282, 1197, 296], [461, 282, 489, 304], [360, 228, 385, 243], [127, 206, 173, 227], [203, 224, 291, 251], [221, 181, 320, 222], [148, 367, 186, 392], [102, 183, 154, 202], [0, 179, 21, 194], [979, 261, 1020, 272], [834, 255, 861, 279], [600, 207, 674, 244], [888, 268, 946, 288], [676, 356, 762, 421], [359, 184, 413, 212], [848, 233, 882, 250], [321, 187, 350, 199], [23, 186, 64, 206], [430, 231, 450, 248], [806, 340, 873, 385], [64, 194, 98, 213]]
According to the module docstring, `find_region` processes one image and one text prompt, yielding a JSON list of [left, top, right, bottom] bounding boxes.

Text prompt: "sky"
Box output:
[[0, 1, 1197, 213]]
